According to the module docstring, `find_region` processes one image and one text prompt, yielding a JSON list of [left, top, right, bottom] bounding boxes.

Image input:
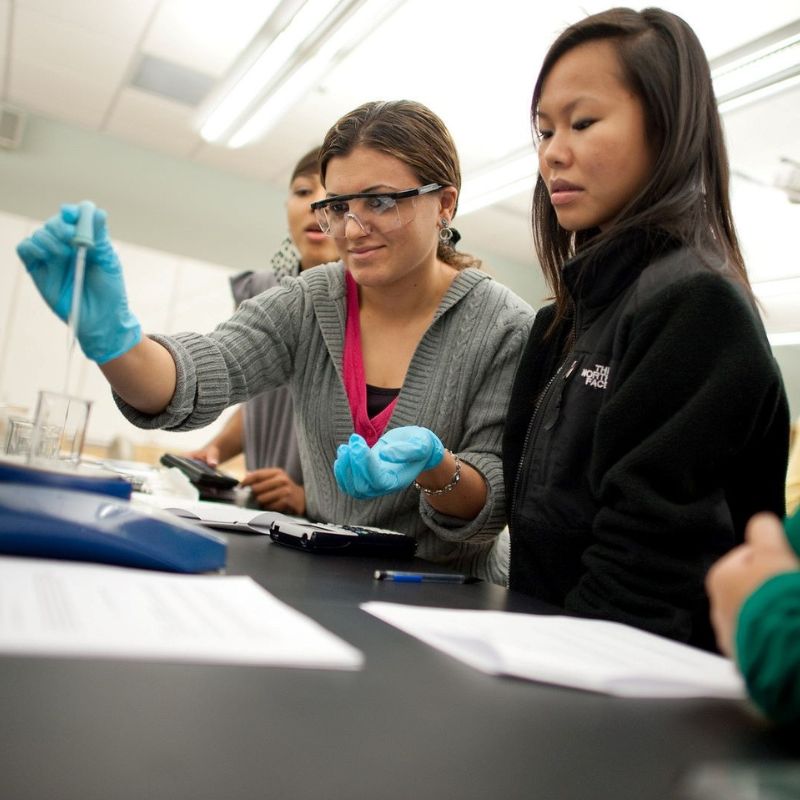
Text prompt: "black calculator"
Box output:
[[269, 519, 417, 557], [160, 453, 239, 490]]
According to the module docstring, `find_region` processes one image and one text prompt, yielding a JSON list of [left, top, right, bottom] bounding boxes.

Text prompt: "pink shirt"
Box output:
[[343, 272, 399, 446]]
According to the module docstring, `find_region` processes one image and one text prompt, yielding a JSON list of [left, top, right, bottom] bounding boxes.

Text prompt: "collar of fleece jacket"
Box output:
[[561, 227, 682, 311]]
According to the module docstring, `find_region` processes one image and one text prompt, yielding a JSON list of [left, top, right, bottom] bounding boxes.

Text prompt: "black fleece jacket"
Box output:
[[503, 232, 789, 651]]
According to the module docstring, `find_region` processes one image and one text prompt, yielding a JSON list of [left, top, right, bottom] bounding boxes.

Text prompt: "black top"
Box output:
[[366, 383, 400, 419], [503, 232, 789, 651]]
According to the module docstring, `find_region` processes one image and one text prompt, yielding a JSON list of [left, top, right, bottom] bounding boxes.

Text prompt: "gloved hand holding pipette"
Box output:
[[16, 203, 142, 364]]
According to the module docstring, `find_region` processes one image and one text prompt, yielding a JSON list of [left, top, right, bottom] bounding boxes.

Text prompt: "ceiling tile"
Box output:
[[14, 6, 133, 82], [14, 0, 158, 41], [9, 57, 112, 128], [105, 88, 203, 157], [142, 0, 277, 77]]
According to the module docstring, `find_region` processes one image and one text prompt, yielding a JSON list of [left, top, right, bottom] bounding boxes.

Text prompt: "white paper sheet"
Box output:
[[133, 494, 264, 523], [361, 602, 744, 699], [0, 556, 362, 669]]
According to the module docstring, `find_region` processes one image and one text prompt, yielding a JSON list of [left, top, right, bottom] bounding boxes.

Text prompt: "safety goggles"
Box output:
[[311, 183, 442, 239]]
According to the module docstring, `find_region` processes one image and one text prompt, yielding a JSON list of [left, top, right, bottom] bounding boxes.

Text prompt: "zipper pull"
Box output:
[[543, 360, 578, 431]]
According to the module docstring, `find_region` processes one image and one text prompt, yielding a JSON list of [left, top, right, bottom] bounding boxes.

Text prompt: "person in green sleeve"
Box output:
[[707, 510, 800, 725]]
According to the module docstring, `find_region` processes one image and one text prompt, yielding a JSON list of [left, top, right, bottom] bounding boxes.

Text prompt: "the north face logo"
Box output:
[[581, 364, 609, 389]]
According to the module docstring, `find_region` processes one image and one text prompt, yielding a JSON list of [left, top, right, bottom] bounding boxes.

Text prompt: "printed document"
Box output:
[[362, 602, 744, 698], [0, 556, 362, 669]]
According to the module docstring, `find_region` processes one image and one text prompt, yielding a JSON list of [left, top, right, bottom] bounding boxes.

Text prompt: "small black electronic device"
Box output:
[[269, 519, 417, 557], [160, 454, 239, 490]]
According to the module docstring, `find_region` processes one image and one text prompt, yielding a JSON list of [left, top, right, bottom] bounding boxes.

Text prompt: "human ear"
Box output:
[[438, 186, 458, 220]]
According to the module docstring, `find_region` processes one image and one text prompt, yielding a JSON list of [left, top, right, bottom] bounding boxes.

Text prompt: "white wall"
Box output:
[[0, 115, 289, 272]]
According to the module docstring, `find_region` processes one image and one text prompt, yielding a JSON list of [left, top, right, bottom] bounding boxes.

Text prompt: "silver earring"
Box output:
[[439, 218, 454, 244]]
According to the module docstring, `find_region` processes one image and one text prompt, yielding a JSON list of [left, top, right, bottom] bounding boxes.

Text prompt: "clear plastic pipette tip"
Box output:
[[64, 246, 86, 393], [64, 201, 95, 394]]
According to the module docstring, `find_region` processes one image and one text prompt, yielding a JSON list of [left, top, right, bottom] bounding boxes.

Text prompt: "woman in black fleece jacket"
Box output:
[[504, 7, 789, 651]]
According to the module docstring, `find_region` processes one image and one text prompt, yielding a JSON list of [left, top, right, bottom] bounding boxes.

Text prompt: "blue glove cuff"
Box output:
[[85, 314, 142, 364], [424, 434, 446, 471]]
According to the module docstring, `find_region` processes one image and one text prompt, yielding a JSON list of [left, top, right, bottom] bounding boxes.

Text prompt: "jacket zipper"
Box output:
[[507, 321, 578, 588]]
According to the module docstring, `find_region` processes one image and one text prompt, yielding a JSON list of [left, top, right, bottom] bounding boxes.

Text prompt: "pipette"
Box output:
[[64, 201, 95, 394]]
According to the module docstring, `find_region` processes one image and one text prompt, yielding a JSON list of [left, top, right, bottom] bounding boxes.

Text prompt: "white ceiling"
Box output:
[[2, 0, 800, 327]]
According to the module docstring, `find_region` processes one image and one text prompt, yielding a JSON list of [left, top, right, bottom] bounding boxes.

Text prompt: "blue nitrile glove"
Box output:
[[16, 204, 142, 364], [334, 426, 445, 500]]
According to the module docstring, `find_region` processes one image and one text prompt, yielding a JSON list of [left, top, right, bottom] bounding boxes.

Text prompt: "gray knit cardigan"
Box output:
[[230, 269, 303, 483], [116, 263, 534, 578]]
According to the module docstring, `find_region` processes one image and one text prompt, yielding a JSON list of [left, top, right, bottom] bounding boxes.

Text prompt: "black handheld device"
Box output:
[[159, 454, 239, 490], [269, 519, 417, 557]]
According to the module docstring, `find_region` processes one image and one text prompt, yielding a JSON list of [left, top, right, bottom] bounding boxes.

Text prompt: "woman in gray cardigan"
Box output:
[[16, 100, 533, 581]]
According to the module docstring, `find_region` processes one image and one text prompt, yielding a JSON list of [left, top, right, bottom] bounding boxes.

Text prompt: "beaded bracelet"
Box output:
[[413, 451, 461, 495]]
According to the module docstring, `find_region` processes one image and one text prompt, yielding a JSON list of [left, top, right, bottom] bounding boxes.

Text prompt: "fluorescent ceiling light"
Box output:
[[718, 73, 800, 113], [712, 23, 800, 113], [200, 0, 340, 143], [200, 0, 405, 147], [767, 331, 800, 347], [458, 150, 537, 216], [228, 53, 330, 148], [200, 23, 301, 141]]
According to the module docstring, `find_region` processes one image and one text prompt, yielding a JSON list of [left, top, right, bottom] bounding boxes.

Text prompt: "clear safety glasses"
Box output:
[[311, 183, 442, 239]]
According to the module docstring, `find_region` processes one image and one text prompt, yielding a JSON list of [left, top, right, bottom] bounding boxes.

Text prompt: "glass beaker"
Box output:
[[0, 405, 29, 454], [5, 416, 34, 456], [28, 390, 92, 466]]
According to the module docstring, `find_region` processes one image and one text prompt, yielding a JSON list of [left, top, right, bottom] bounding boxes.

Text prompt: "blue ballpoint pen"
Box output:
[[374, 570, 480, 584]]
